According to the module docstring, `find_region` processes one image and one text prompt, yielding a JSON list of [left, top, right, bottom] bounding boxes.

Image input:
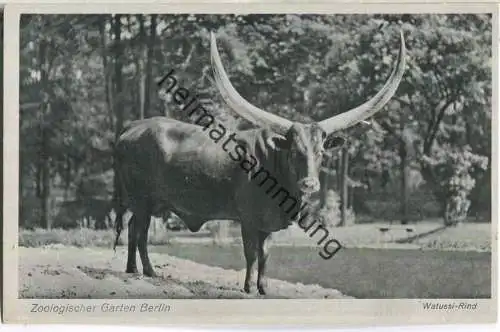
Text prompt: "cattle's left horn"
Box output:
[[319, 30, 407, 134], [210, 32, 292, 134]]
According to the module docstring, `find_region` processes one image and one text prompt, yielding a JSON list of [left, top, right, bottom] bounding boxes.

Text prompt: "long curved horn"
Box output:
[[210, 32, 292, 134], [319, 30, 407, 134]]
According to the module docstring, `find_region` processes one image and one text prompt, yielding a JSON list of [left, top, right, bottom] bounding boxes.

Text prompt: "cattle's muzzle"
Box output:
[[297, 177, 320, 194]]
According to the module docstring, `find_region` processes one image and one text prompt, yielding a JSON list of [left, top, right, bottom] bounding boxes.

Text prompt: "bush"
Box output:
[[19, 223, 170, 248], [19, 228, 116, 248], [316, 190, 355, 227], [204, 220, 231, 245], [148, 218, 171, 245]]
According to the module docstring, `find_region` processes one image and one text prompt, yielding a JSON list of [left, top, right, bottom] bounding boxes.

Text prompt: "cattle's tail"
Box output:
[[112, 146, 126, 253], [113, 207, 124, 252]]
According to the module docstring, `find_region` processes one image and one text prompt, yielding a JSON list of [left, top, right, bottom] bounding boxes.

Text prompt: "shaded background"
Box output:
[[18, 14, 491, 231]]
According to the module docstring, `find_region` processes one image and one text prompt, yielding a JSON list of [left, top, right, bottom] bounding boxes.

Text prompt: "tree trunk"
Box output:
[[399, 122, 409, 224], [99, 16, 114, 132], [144, 14, 156, 118], [154, 16, 165, 116], [349, 182, 354, 209], [36, 158, 42, 198], [39, 39, 52, 229], [113, 15, 124, 139], [40, 102, 51, 229], [64, 155, 71, 200], [211, 221, 230, 246], [113, 15, 124, 213], [319, 170, 328, 208], [319, 154, 335, 208], [336, 156, 342, 193], [340, 147, 350, 226], [138, 15, 146, 120]]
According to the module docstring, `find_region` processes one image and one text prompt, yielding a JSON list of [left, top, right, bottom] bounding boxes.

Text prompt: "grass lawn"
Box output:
[[151, 244, 491, 299]]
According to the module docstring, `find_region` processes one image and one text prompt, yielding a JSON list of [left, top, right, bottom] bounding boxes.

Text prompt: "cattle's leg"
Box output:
[[241, 224, 258, 294], [136, 208, 156, 277], [126, 213, 139, 273], [257, 231, 272, 295]]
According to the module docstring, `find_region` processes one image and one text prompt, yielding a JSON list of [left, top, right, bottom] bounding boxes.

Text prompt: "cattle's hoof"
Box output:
[[143, 269, 157, 278], [257, 286, 266, 296], [126, 267, 138, 274], [243, 284, 251, 294]]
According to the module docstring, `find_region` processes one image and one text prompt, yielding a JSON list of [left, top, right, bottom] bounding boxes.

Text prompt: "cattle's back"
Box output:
[[115, 118, 301, 231], [115, 117, 242, 219]]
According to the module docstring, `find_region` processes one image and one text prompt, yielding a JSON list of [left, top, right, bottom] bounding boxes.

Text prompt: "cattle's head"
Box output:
[[210, 31, 406, 197]]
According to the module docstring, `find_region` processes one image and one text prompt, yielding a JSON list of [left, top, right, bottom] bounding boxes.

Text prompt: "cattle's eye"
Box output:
[[324, 136, 346, 150]]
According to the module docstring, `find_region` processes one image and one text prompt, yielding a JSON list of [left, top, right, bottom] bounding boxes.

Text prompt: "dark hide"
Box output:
[[113, 117, 337, 294]]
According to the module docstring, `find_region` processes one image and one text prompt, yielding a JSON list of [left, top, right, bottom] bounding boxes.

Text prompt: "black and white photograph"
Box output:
[[2, 1, 497, 326]]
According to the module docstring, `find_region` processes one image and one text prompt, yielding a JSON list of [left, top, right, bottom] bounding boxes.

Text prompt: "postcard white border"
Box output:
[[3, 1, 499, 326]]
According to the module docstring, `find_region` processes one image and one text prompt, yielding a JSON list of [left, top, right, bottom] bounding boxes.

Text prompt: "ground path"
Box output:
[[19, 246, 352, 299]]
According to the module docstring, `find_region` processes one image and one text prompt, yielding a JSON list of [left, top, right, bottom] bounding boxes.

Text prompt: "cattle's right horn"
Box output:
[[319, 30, 407, 134], [210, 32, 293, 135]]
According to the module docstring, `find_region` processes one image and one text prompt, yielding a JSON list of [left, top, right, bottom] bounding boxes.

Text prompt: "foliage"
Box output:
[[19, 227, 118, 248], [422, 146, 489, 224], [19, 14, 492, 228], [19, 225, 171, 248], [316, 190, 355, 227]]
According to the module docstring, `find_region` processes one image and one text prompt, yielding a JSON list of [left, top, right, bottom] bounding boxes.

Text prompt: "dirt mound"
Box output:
[[19, 246, 352, 299]]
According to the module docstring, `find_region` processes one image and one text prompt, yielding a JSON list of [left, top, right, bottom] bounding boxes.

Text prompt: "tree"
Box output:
[[19, 14, 491, 229], [400, 14, 491, 223]]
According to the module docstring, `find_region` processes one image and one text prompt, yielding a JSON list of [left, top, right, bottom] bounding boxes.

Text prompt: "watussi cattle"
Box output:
[[113, 31, 406, 295]]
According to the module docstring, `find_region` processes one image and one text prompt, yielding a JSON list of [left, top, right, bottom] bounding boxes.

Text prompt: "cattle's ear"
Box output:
[[266, 135, 291, 151], [324, 135, 346, 150]]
